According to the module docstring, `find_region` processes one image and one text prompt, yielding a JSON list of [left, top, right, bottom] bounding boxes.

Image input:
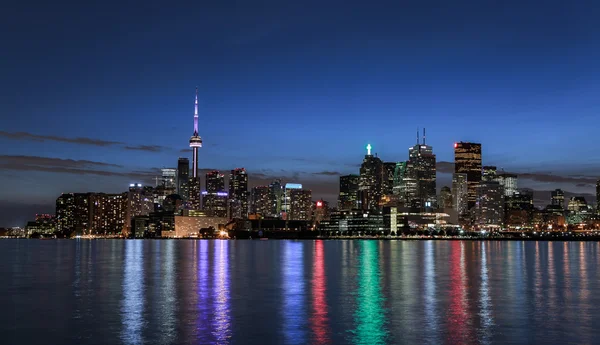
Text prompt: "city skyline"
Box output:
[[2, 1, 600, 226]]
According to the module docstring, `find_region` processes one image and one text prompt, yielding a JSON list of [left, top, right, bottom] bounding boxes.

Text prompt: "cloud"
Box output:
[[124, 145, 165, 152], [436, 161, 455, 174], [517, 172, 597, 185], [312, 171, 342, 176], [0, 130, 122, 147], [180, 148, 192, 153], [0, 155, 155, 181]]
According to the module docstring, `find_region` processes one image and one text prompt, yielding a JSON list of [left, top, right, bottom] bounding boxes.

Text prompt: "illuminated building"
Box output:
[[319, 209, 384, 234], [568, 196, 588, 212], [313, 199, 330, 224], [474, 181, 504, 227], [454, 142, 482, 209], [498, 173, 518, 197], [597, 180, 600, 213], [188, 178, 201, 210], [504, 190, 534, 228], [338, 174, 359, 210], [56, 193, 92, 236], [228, 168, 249, 218], [439, 186, 453, 209], [168, 215, 229, 238], [359, 144, 383, 210], [382, 162, 396, 196], [177, 158, 189, 200], [551, 189, 565, 209], [567, 196, 592, 224], [90, 193, 127, 235], [269, 179, 284, 216], [203, 170, 227, 217], [283, 183, 303, 215], [188, 88, 203, 211], [452, 173, 468, 219], [25, 215, 56, 235], [392, 162, 407, 196], [289, 188, 312, 221], [251, 186, 272, 216], [482, 166, 497, 182], [407, 129, 436, 208]]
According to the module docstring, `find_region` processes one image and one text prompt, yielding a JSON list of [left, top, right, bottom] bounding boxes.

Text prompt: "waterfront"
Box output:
[[1, 240, 599, 345]]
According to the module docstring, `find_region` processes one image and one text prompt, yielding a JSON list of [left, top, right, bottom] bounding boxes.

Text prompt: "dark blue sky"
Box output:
[[1, 0, 599, 225]]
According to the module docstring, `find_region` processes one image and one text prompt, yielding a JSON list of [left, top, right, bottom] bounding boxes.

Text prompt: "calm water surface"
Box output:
[[1, 239, 599, 345]]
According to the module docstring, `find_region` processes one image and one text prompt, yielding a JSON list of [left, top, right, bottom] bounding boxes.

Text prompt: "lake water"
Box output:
[[1, 239, 599, 345]]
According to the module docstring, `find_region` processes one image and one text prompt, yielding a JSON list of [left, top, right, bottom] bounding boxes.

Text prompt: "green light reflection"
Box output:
[[353, 241, 388, 345]]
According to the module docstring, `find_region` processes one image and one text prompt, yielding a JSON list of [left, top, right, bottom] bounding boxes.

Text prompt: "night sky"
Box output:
[[1, 1, 599, 226]]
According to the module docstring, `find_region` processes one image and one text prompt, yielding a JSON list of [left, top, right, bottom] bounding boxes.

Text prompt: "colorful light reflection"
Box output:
[[283, 241, 306, 344], [310, 240, 330, 344]]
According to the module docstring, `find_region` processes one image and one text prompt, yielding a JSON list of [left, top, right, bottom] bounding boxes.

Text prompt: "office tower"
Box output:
[[359, 144, 383, 210], [567, 197, 588, 212], [452, 173, 468, 216], [382, 162, 397, 196], [56, 193, 91, 236], [439, 186, 453, 209], [505, 190, 534, 227], [474, 181, 504, 227], [392, 162, 407, 196], [269, 179, 284, 216], [203, 170, 227, 217], [251, 186, 272, 216], [188, 178, 201, 210], [283, 183, 303, 216], [407, 129, 436, 208], [498, 173, 518, 197], [229, 168, 249, 218], [482, 166, 497, 182], [551, 189, 565, 209], [289, 189, 312, 221], [313, 199, 330, 224], [454, 142, 482, 209], [338, 174, 359, 210], [177, 158, 190, 199], [155, 168, 177, 203]]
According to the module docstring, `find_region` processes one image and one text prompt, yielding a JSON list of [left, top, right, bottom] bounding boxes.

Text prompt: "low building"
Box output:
[[171, 215, 229, 237]]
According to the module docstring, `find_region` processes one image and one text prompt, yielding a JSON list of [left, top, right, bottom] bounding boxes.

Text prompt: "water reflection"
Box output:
[[353, 241, 388, 345], [423, 242, 439, 344], [283, 241, 306, 344], [447, 241, 470, 344], [197, 240, 212, 343], [158, 240, 176, 344], [479, 242, 493, 344], [310, 240, 330, 344], [212, 240, 231, 344], [121, 240, 145, 345]]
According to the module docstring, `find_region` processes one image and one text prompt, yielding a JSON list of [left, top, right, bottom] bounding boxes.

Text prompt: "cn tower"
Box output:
[[189, 87, 203, 178]]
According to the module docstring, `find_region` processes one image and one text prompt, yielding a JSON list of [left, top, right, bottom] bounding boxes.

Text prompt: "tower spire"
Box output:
[[194, 87, 199, 135], [416, 128, 419, 145], [423, 127, 426, 145]]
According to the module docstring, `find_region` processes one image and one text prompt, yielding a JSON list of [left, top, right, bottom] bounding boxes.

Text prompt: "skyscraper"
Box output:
[[452, 173, 468, 216], [392, 162, 407, 196], [56, 193, 91, 236], [289, 188, 312, 221], [454, 142, 482, 209], [498, 173, 518, 197], [283, 183, 303, 216], [407, 129, 436, 208], [551, 188, 565, 209], [482, 166, 497, 182], [177, 158, 189, 200], [382, 162, 396, 196], [269, 179, 284, 217], [188, 88, 203, 210], [203, 170, 227, 217], [359, 144, 383, 210], [475, 181, 504, 227], [229, 168, 249, 218], [338, 174, 359, 210], [251, 186, 271, 216], [439, 186, 453, 209], [596, 180, 600, 213]]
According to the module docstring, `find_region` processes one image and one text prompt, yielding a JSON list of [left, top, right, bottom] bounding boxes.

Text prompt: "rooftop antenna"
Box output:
[[423, 128, 426, 145], [416, 127, 419, 145]]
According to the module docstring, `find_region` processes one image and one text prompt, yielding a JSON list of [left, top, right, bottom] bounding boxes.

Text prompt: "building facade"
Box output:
[[454, 142, 482, 209], [177, 158, 189, 199], [289, 188, 312, 221], [203, 170, 227, 217], [338, 174, 359, 210], [228, 168, 249, 218], [359, 145, 383, 210]]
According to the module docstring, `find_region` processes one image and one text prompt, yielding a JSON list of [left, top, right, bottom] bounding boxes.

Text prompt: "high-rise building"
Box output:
[[482, 166, 497, 182], [359, 144, 383, 210], [452, 173, 468, 216], [313, 199, 330, 224], [504, 190, 534, 228], [568, 197, 588, 213], [269, 179, 284, 217], [392, 162, 407, 196], [289, 189, 312, 221], [338, 174, 359, 210], [229, 168, 249, 218], [498, 173, 518, 197], [251, 186, 272, 216], [203, 170, 227, 217], [56, 193, 91, 236], [474, 181, 504, 227], [382, 162, 396, 196], [454, 142, 482, 209], [551, 189, 565, 209], [439, 186, 453, 209], [188, 178, 201, 210], [596, 180, 600, 213], [283, 183, 303, 216], [177, 158, 189, 199], [407, 129, 436, 208]]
